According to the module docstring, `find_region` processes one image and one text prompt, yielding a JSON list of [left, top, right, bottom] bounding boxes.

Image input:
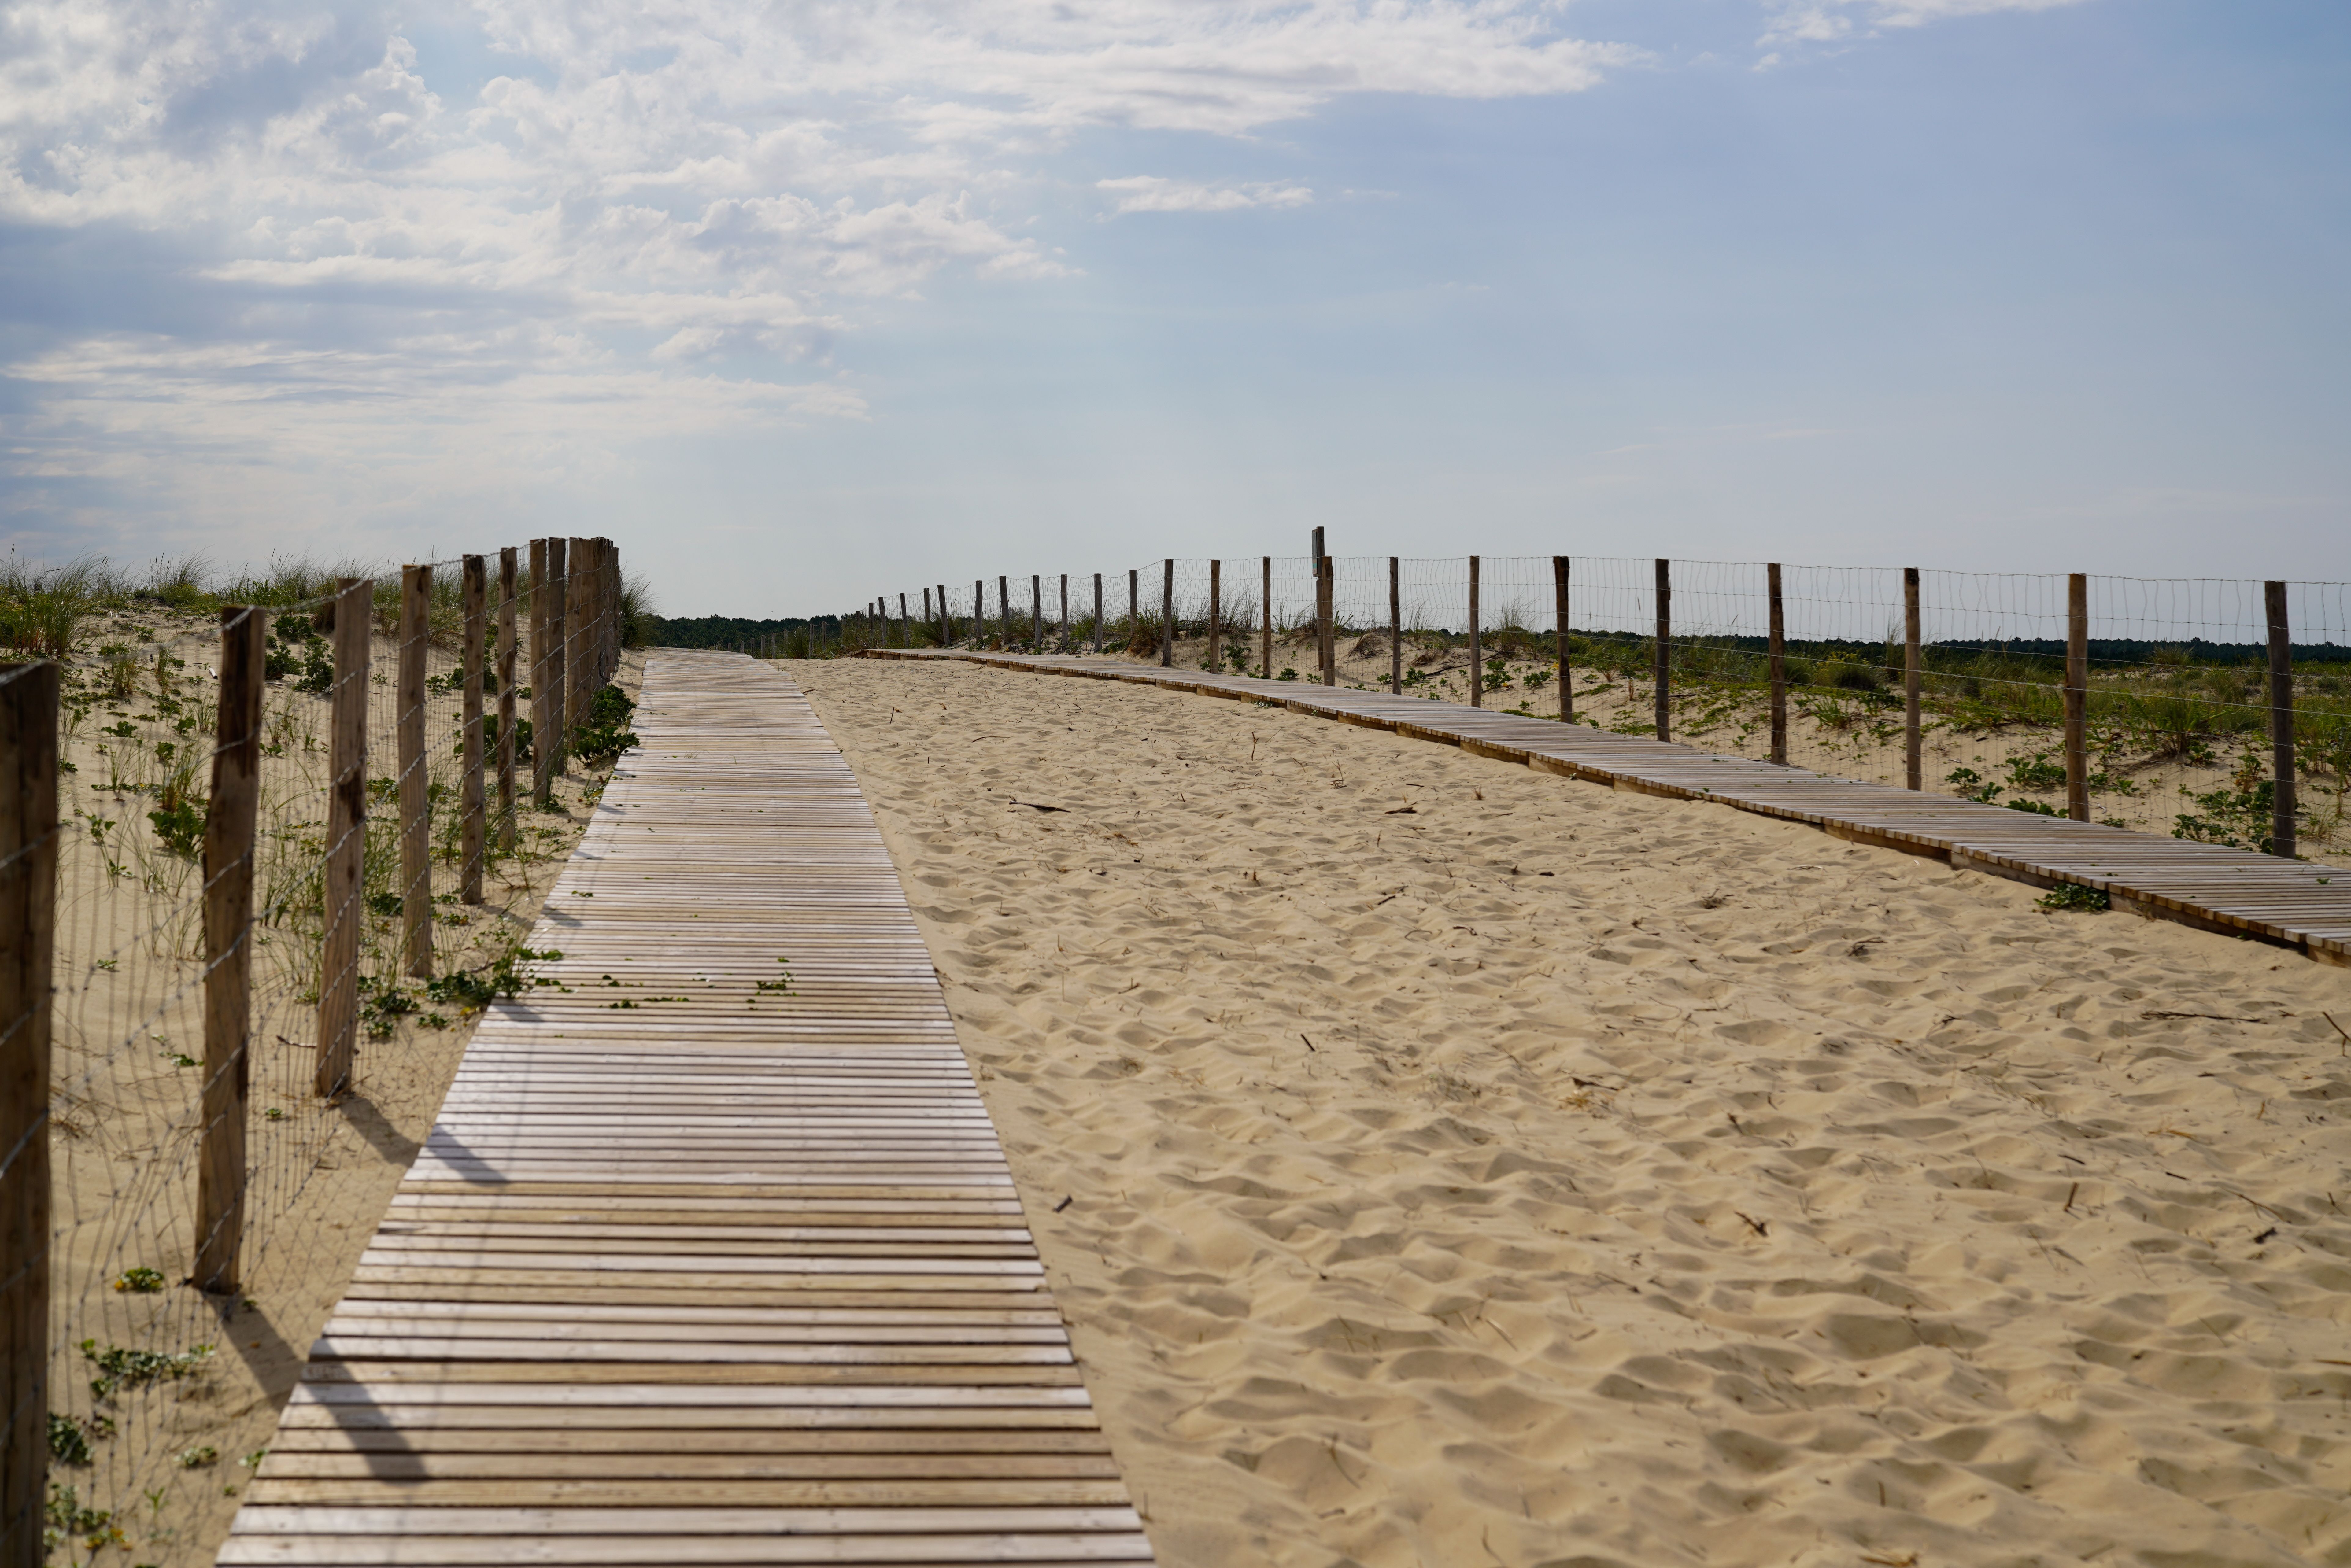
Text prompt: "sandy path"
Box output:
[[795, 656, 2351, 1568]]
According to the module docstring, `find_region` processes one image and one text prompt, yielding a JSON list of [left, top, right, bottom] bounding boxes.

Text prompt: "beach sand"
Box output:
[[796, 654, 2351, 1568]]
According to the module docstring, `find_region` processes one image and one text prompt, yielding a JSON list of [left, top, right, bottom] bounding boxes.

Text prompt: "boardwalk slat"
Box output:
[[223, 653, 1155, 1565]]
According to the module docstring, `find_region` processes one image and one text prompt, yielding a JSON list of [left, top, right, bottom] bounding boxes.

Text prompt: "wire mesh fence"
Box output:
[[0, 540, 640, 1566], [862, 552, 2350, 859]]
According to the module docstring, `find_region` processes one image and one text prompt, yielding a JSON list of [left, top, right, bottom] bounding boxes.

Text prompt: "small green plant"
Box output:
[[81, 1340, 213, 1399], [1482, 654, 1511, 693], [2037, 882, 2110, 912], [2005, 797, 2063, 817], [46, 1483, 124, 1559], [2175, 751, 2282, 854], [177, 1446, 219, 1468], [264, 1107, 285, 1121], [1276, 667, 1299, 682], [47, 1413, 114, 1467], [112, 1267, 167, 1294], [754, 958, 794, 995], [146, 797, 205, 860], [425, 941, 563, 1013], [358, 978, 418, 1040], [570, 684, 639, 762], [2004, 751, 2067, 793]]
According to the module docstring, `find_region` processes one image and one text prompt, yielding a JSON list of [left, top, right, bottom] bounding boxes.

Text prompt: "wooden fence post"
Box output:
[[607, 539, 621, 682], [935, 583, 948, 645], [316, 577, 371, 1098], [1318, 557, 1336, 687], [593, 540, 610, 686], [2065, 572, 2088, 822], [195, 606, 264, 1293], [528, 540, 548, 803], [1554, 555, 1572, 723], [1904, 567, 1923, 791], [460, 556, 487, 901], [1031, 575, 1042, 651], [398, 564, 434, 980], [567, 538, 595, 730], [922, 588, 933, 645], [1767, 563, 1787, 766], [1058, 576, 1069, 651], [497, 548, 517, 851], [2268, 580, 2295, 858], [1092, 574, 1103, 653], [1390, 557, 1403, 696], [1, 659, 58, 1567], [997, 576, 1009, 647], [1467, 555, 1482, 708], [1261, 558, 1272, 679], [973, 581, 982, 647], [1207, 560, 1221, 672], [1160, 559, 1175, 669], [543, 537, 568, 795], [1653, 558, 1672, 743]]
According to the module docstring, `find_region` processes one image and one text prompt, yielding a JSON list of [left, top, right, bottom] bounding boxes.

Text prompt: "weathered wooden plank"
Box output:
[[225, 652, 1155, 1567]]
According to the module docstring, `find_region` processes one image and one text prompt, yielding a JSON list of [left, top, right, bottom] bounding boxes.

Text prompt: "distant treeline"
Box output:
[[645, 615, 843, 649]]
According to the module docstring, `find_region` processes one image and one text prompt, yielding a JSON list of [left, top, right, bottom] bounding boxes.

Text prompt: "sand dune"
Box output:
[[796, 655, 2351, 1568]]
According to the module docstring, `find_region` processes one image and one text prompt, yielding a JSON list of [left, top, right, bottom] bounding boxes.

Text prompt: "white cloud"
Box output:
[[1763, 0, 2096, 46], [1096, 176, 1315, 216], [0, 0, 1634, 533]]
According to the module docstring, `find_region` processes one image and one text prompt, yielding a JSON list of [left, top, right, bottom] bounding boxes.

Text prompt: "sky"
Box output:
[[1, 0, 2346, 616]]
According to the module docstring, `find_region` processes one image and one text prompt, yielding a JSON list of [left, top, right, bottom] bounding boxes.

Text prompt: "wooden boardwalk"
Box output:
[[867, 648, 2351, 965], [220, 653, 1155, 1566]]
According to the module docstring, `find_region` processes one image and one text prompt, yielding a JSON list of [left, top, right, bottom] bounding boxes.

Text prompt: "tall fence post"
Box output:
[[566, 537, 592, 732], [398, 564, 434, 980], [496, 548, 517, 851], [1390, 557, 1403, 696], [1553, 555, 1572, 723], [528, 540, 548, 803], [1467, 555, 1482, 709], [1091, 574, 1103, 653], [316, 576, 371, 1098], [2065, 571, 2088, 822], [544, 536, 569, 794], [1318, 556, 1336, 686], [196, 605, 264, 1293], [2268, 580, 2295, 858], [922, 587, 933, 646], [599, 540, 616, 686], [936, 583, 948, 646], [998, 576, 1010, 647], [1058, 576, 1069, 651], [1767, 563, 1787, 766], [1031, 575, 1042, 651], [972, 581, 982, 647], [1207, 560, 1221, 673], [461, 555, 487, 902], [1904, 567, 1922, 791], [1653, 558, 1672, 743], [0, 659, 57, 1567], [1160, 559, 1175, 669], [1260, 558, 1272, 679], [899, 592, 909, 649]]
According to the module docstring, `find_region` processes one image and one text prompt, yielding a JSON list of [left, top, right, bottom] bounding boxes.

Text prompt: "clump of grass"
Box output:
[[80, 1340, 213, 1399], [2037, 883, 2110, 913]]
